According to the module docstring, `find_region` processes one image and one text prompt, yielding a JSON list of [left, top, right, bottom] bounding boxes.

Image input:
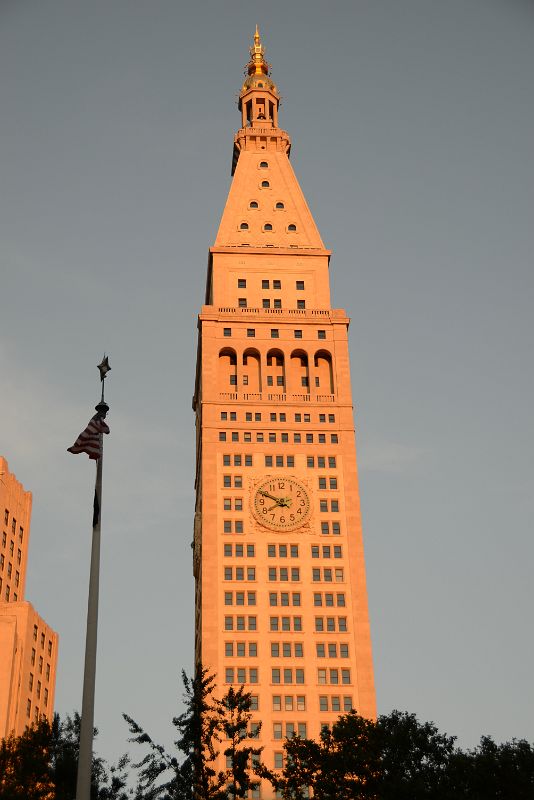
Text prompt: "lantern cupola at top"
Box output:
[[239, 26, 280, 129]]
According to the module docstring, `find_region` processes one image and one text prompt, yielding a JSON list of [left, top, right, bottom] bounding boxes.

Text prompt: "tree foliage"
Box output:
[[0, 713, 130, 800]]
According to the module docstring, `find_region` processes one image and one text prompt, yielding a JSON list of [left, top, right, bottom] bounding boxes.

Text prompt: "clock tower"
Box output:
[[192, 29, 375, 790]]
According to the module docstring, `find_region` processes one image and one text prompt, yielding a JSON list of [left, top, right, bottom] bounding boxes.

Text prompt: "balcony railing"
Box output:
[[218, 392, 335, 403]]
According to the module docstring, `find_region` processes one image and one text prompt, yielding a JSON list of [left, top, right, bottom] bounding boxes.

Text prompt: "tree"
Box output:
[[261, 710, 458, 800], [446, 735, 534, 800], [215, 686, 262, 800], [0, 713, 130, 800], [125, 668, 226, 800], [0, 718, 54, 800]]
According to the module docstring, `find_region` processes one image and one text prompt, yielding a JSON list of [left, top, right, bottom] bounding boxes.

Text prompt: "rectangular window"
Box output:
[[287, 456, 294, 467], [255, 413, 262, 421], [294, 330, 303, 339], [269, 433, 276, 442], [238, 278, 247, 288], [272, 669, 281, 684], [238, 298, 247, 307], [318, 434, 326, 443], [263, 299, 271, 308], [318, 330, 326, 339], [297, 300, 305, 309], [271, 329, 279, 338], [229, 374, 237, 385], [274, 299, 282, 309], [265, 456, 273, 467], [273, 280, 281, 290], [225, 616, 233, 630], [262, 279, 270, 289], [331, 434, 339, 443], [276, 456, 283, 467], [281, 433, 288, 442], [296, 281, 305, 290], [294, 433, 301, 443], [247, 329, 255, 338], [332, 522, 341, 535], [307, 457, 314, 468]]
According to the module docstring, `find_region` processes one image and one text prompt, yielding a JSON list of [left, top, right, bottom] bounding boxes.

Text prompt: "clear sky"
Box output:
[[1, 0, 533, 766]]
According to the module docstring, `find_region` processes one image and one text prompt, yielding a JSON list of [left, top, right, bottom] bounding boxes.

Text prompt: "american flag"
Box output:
[[67, 414, 110, 460]]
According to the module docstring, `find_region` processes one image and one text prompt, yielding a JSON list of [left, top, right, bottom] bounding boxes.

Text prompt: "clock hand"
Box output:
[[266, 503, 279, 511], [258, 490, 282, 503]]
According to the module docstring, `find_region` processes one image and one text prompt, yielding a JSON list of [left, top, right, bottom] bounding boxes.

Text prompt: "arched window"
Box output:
[[259, 161, 269, 168], [219, 348, 238, 388], [288, 224, 297, 232], [264, 223, 273, 232], [275, 202, 285, 209], [240, 222, 249, 230], [266, 349, 285, 391], [243, 349, 262, 393], [314, 350, 334, 394], [261, 180, 270, 188], [290, 349, 310, 394], [250, 201, 259, 209]]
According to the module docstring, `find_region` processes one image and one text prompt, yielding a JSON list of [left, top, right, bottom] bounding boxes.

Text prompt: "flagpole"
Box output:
[[76, 361, 110, 800]]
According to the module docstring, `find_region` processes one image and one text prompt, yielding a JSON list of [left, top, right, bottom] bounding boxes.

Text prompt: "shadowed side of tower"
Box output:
[[192, 30, 375, 794]]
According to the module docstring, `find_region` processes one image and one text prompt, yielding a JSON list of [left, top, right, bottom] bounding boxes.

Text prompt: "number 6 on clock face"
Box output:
[[251, 476, 311, 531]]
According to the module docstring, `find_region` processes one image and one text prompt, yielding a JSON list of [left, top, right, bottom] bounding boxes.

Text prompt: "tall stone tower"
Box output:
[[192, 29, 375, 786], [0, 456, 58, 738]]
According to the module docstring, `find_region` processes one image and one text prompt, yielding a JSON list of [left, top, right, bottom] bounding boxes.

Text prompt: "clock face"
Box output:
[[252, 476, 311, 531]]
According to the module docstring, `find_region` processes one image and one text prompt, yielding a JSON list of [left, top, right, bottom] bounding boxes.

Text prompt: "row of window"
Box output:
[[223, 615, 348, 633], [221, 543, 343, 561], [0, 556, 20, 583], [225, 566, 346, 583], [226, 667, 351, 687], [221, 513, 342, 536], [238, 222, 297, 232], [0, 578, 18, 601], [28, 674, 49, 704], [220, 432, 339, 443], [237, 278, 305, 290], [221, 412, 336, 423], [3, 510, 24, 540], [30, 650, 51, 678], [219, 694, 353, 715], [1, 533, 23, 559], [223, 543, 255, 557], [224, 327, 327, 339]]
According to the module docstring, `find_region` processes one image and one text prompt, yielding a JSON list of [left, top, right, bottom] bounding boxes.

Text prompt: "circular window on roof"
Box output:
[[275, 202, 285, 209], [249, 201, 259, 209], [259, 161, 269, 168], [240, 222, 249, 230], [264, 223, 273, 232], [261, 180, 270, 188], [288, 224, 297, 232]]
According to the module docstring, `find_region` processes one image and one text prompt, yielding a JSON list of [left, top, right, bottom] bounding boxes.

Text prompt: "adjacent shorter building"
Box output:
[[0, 456, 58, 738]]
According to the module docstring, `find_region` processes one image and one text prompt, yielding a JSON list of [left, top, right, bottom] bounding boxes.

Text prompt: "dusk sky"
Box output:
[[1, 0, 533, 766]]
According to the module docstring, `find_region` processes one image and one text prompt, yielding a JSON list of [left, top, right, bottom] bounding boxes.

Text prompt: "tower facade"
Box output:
[[0, 456, 58, 738], [193, 31, 375, 787]]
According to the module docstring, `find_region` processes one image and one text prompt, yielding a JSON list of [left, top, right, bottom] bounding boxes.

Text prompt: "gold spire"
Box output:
[[247, 25, 269, 76]]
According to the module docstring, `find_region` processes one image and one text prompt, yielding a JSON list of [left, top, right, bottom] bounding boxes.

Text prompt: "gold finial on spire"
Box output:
[[247, 25, 269, 76]]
